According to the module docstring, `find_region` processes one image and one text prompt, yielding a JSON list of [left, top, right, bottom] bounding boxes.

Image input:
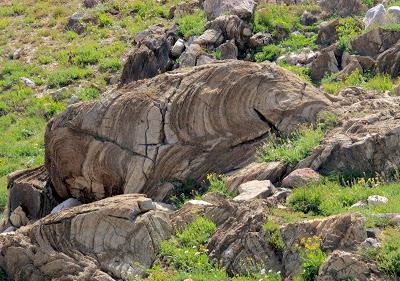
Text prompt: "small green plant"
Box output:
[[99, 58, 122, 72], [377, 228, 400, 277], [206, 173, 233, 197], [278, 62, 311, 82], [264, 220, 285, 252], [255, 45, 281, 62], [364, 74, 394, 93], [258, 126, 324, 166], [76, 87, 99, 102], [176, 217, 217, 247], [176, 9, 206, 39], [295, 236, 326, 281], [336, 18, 363, 51], [281, 34, 317, 52], [48, 66, 93, 88], [214, 49, 222, 60], [98, 13, 113, 27]]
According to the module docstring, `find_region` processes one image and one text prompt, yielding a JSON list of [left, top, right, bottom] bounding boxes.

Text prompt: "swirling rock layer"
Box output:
[[45, 61, 329, 202], [0, 194, 172, 281]]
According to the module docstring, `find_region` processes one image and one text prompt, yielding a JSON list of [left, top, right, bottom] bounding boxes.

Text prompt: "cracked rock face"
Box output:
[[45, 61, 329, 202], [298, 87, 400, 177], [0, 194, 172, 281]]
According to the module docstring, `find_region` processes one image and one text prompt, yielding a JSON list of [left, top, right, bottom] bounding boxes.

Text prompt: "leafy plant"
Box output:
[[206, 173, 233, 197], [176, 9, 206, 39], [295, 236, 326, 281], [264, 220, 285, 252], [336, 18, 363, 51], [280, 34, 317, 52], [255, 45, 281, 62], [48, 66, 93, 88], [258, 126, 324, 165]]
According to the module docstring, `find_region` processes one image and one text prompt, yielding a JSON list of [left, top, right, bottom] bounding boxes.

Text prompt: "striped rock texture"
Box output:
[[45, 60, 329, 202], [0, 194, 172, 281]]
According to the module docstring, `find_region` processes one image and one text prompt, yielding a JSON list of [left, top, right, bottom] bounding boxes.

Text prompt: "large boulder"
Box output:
[[0, 194, 173, 281], [319, 0, 364, 17], [120, 25, 173, 84], [309, 46, 340, 81], [377, 41, 400, 78], [316, 19, 339, 46], [298, 87, 400, 177], [350, 27, 400, 58], [203, 0, 256, 21], [364, 4, 386, 28], [45, 61, 329, 202]]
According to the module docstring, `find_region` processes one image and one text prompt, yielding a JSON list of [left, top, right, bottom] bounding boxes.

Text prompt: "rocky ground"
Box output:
[[2, 0, 400, 280]]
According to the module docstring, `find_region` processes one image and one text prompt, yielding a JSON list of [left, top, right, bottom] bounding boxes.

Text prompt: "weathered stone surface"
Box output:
[[317, 251, 384, 281], [65, 12, 96, 34], [309, 47, 340, 81], [319, 0, 364, 17], [203, 0, 256, 21], [233, 180, 276, 201], [364, 4, 386, 28], [45, 61, 329, 202], [50, 198, 82, 214], [316, 19, 339, 46], [249, 32, 272, 49], [367, 195, 388, 206], [281, 214, 366, 278], [286, 48, 317, 66], [350, 27, 400, 58], [298, 87, 400, 177], [0, 194, 173, 281], [201, 15, 253, 50], [83, 0, 100, 8], [171, 38, 186, 57], [301, 10, 318, 26], [179, 43, 210, 67], [5, 166, 59, 225], [282, 168, 321, 188], [225, 161, 286, 192], [9, 206, 28, 228], [217, 41, 238, 59], [377, 41, 400, 78], [120, 25, 172, 84]]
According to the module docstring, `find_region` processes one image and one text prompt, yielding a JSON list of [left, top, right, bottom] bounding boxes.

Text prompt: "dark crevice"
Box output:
[[253, 108, 281, 137]]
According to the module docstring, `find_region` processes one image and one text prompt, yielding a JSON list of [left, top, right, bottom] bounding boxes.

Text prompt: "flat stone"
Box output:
[[233, 180, 276, 201]]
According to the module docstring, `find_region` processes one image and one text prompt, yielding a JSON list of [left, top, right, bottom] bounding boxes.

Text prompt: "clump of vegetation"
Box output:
[[258, 126, 324, 166], [255, 44, 281, 62], [206, 173, 232, 196], [280, 34, 317, 52], [264, 220, 285, 252], [336, 17, 363, 51], [321, 70, 394, 95], [377, 228, 400, 277], [253, 4, 300, 38], [278, 62, 311, 82], [295, 236, 326, 281], [48, 66, 93, 88], [288, 178, 400, 217], [176, 9, 206, 39]]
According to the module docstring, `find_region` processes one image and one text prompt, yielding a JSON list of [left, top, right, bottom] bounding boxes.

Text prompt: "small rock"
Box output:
[[367, 195, 388, 206], [361, 238, 380, 248], [300, 11, 318, 26], [249, 32, 272, 49], [2, 226, 16, 233], [217, 41, 238, 59], [50, 87, 69, 101], [282, 168, 321, 188], [387, 6, 400, 23], [349, 200, 368, 209], [203, 0, 256, 21], [364, 4, 386, 28], [187, 200, 213, 206], [68, 94, 79, 105], [83, 0, 99, 8], [65, 12, 95, 34], [51, 198, 82, 214], [12, 48, 22, 60], [171, 39, 186, 57], [138, 198, 156, 211], [286, 48, 317, 66], [196, 54, 215, 66], [233, 180, 276, 201], [366, 228, 381, 238], [316, 19, 339, 46], [21, 77, 36, 88], [9, 206, 29, 228], [154, 202, 177, 212], [270, 188, 291, 202]]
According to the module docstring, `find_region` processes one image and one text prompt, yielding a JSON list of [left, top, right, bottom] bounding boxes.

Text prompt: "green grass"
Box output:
[[258, 126, 324, 166], [176, 9, 206, 39], [255, 44, 281, 62], [288, 180, 400, 217], [48, 66, 93, 88], [336, 17, 363, 51], [280, 33, 317, 52], [264, 220, 285, 252]]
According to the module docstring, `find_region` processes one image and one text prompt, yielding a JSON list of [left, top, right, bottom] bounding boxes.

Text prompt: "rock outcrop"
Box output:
[[45, 61, 329, 202], [377, 41, 400, 78], [298, 87, 400, 177], [0, 194, 172, 281], [319, 0, 364, 17], [203, 0, 256, 21]]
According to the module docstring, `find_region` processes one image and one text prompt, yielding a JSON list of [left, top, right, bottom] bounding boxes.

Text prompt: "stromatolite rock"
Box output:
[[45, 61, 329, 202]]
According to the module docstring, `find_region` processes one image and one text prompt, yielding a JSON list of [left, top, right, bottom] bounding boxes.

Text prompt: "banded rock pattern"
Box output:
[[45, 61, 329, 202], [0, 194, 172, 281]]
